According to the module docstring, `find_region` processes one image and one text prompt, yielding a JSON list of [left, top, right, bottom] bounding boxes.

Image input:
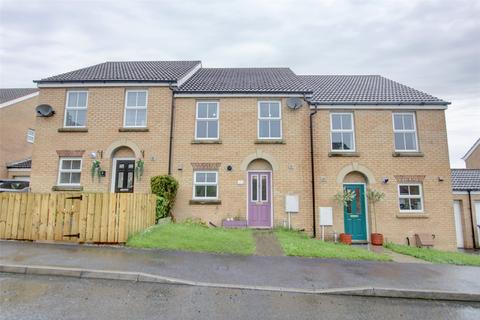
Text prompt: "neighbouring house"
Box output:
[[462, 138, 480, 169], [29, 61, 457, 249], [451, 139, 480, 249], [0, 88, 39, 180]]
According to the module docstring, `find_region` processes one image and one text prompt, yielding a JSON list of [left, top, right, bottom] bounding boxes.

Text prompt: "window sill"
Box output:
[[189, 199, 221, 205], [392, 152, 424, 157], [58, 128, 88, 132], [119, 127, 149, 132], [191, 139, 222, 144], [329, 152, 360, 157], [52, 185, 84, 191], [396, 213, 429, 219], [254, 139, 285, 144]]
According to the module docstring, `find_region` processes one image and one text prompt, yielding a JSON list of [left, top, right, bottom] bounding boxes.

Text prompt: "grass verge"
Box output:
[[384, 242, 480, 266], [127, 222, 255, 255], [274, 228, 391, 261]]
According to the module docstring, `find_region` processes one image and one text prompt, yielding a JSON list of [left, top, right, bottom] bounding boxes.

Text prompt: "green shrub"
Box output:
[[151, 175, 179, 222], [155, 196, 170, 221]]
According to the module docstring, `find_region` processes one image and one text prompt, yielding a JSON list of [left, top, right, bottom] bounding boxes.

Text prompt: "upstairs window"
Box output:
[[393, 113, 418, 152], [57, 158, 82, 186], [398, 184, 423, 212], [65, 91, 88, 127], [195, 101, 219, 139], [331, 113, 355, 151], [26, 128, 35, 143], [124, 90, 148, 127], [193, 171, 218, 199], [258, 101, 282, 139]]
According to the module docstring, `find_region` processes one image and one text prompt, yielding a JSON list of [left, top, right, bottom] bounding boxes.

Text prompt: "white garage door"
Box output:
[[453, 200, 464, 248], [475, 201, 480, 247]]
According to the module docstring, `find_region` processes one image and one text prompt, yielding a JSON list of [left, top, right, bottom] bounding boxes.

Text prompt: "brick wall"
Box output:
[[30, 87, 172, 192], [30, 86, 457, 249], [171, 97, 313, 231], [0, 96, 37, 178], [311, 109, 456, 250], [465, 145, 480, 169]]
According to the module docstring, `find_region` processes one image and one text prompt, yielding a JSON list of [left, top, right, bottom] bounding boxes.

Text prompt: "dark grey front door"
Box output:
[[115, 160, 135, 193]]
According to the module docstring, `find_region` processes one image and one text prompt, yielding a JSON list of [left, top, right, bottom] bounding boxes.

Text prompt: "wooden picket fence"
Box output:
[[0, 193, 156, 243]]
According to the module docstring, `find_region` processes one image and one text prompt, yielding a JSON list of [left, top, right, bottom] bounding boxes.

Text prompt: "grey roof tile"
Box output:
[[36, 61, 201, 83], [176, 68, 312, 94], [0, 88, 38, 104], [6, 158, 32, 169], [299, 75, 449, 105], [451, 169, 480, 191]]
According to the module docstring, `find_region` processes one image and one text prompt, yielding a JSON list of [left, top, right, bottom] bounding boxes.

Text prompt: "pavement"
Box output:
[[2, 273, 479, 320], [1, 240, 480, 302]]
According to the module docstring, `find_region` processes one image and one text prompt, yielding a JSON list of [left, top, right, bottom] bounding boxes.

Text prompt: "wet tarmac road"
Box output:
[[1, 273, 479, 320]]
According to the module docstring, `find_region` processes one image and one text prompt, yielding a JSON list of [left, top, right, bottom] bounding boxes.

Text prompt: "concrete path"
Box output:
[[1, 241, 479, 300], [253, 230, 284, 256], [356, 244, 431, 264]]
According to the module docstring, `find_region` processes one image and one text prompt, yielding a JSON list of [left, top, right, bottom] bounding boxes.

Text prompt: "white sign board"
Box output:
[[319, 207, 333, 226], [285, 194, 299, 213]]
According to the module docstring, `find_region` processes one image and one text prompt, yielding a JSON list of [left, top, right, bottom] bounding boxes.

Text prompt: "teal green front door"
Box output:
[[343, 184, 367, 241]]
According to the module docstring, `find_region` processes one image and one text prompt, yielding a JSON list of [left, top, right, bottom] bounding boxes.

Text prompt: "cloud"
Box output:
[[0, 0, 478, 166]]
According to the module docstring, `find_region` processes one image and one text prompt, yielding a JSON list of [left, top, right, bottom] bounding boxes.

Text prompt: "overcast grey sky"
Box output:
[[1, 0, 478, 167]]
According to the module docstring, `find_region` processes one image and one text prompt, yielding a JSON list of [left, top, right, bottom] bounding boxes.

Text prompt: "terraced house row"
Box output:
[[29, 60, 456, 249]]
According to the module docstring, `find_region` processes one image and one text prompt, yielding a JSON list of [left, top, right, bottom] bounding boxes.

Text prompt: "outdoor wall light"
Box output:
[[226, 165, 233, 171], [438, 176, 444, 182], [382, 177, 389, 184], [90, 152, 97, 159]]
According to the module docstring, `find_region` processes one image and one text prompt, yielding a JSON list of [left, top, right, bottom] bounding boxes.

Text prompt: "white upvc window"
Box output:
[[330, 113, 355, 151], [398, 184, 423, 212], [193, 171, 218, 199], [258, 101, 282, 139], [26, 128, 35, 143], [195, 101, 219, 139], [64, 91, 88, 127], [393, 112, 418, 152], [57, 157, 82, 186], [124, 90, 148, 127]]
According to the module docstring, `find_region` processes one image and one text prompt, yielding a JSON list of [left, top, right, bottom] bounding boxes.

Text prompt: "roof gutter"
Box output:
[[309, 101, 451, 106]]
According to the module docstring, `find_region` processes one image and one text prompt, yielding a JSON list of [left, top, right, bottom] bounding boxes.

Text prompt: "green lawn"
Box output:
[[384, 242, 480, 266], [274, 228, 391, 261], [127, 222, 255, 255]]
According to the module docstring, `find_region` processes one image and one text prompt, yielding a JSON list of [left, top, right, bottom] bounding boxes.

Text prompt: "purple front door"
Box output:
[[248, 172, 272, 227]]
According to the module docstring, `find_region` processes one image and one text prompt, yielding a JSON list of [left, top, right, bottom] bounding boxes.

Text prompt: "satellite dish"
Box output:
[[36, 104, 55, 117], [286, 97, 303, 110]]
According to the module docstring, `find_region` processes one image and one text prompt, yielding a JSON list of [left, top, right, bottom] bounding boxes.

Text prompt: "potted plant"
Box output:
[[367, 189, 386, 246], [91, 160, 103, 182], [334, 189, 356, 245], [135, 159, 144, 181]]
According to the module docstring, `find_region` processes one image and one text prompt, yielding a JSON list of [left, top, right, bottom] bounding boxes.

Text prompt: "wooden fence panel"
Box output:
[[0, 193, 155, 244]]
